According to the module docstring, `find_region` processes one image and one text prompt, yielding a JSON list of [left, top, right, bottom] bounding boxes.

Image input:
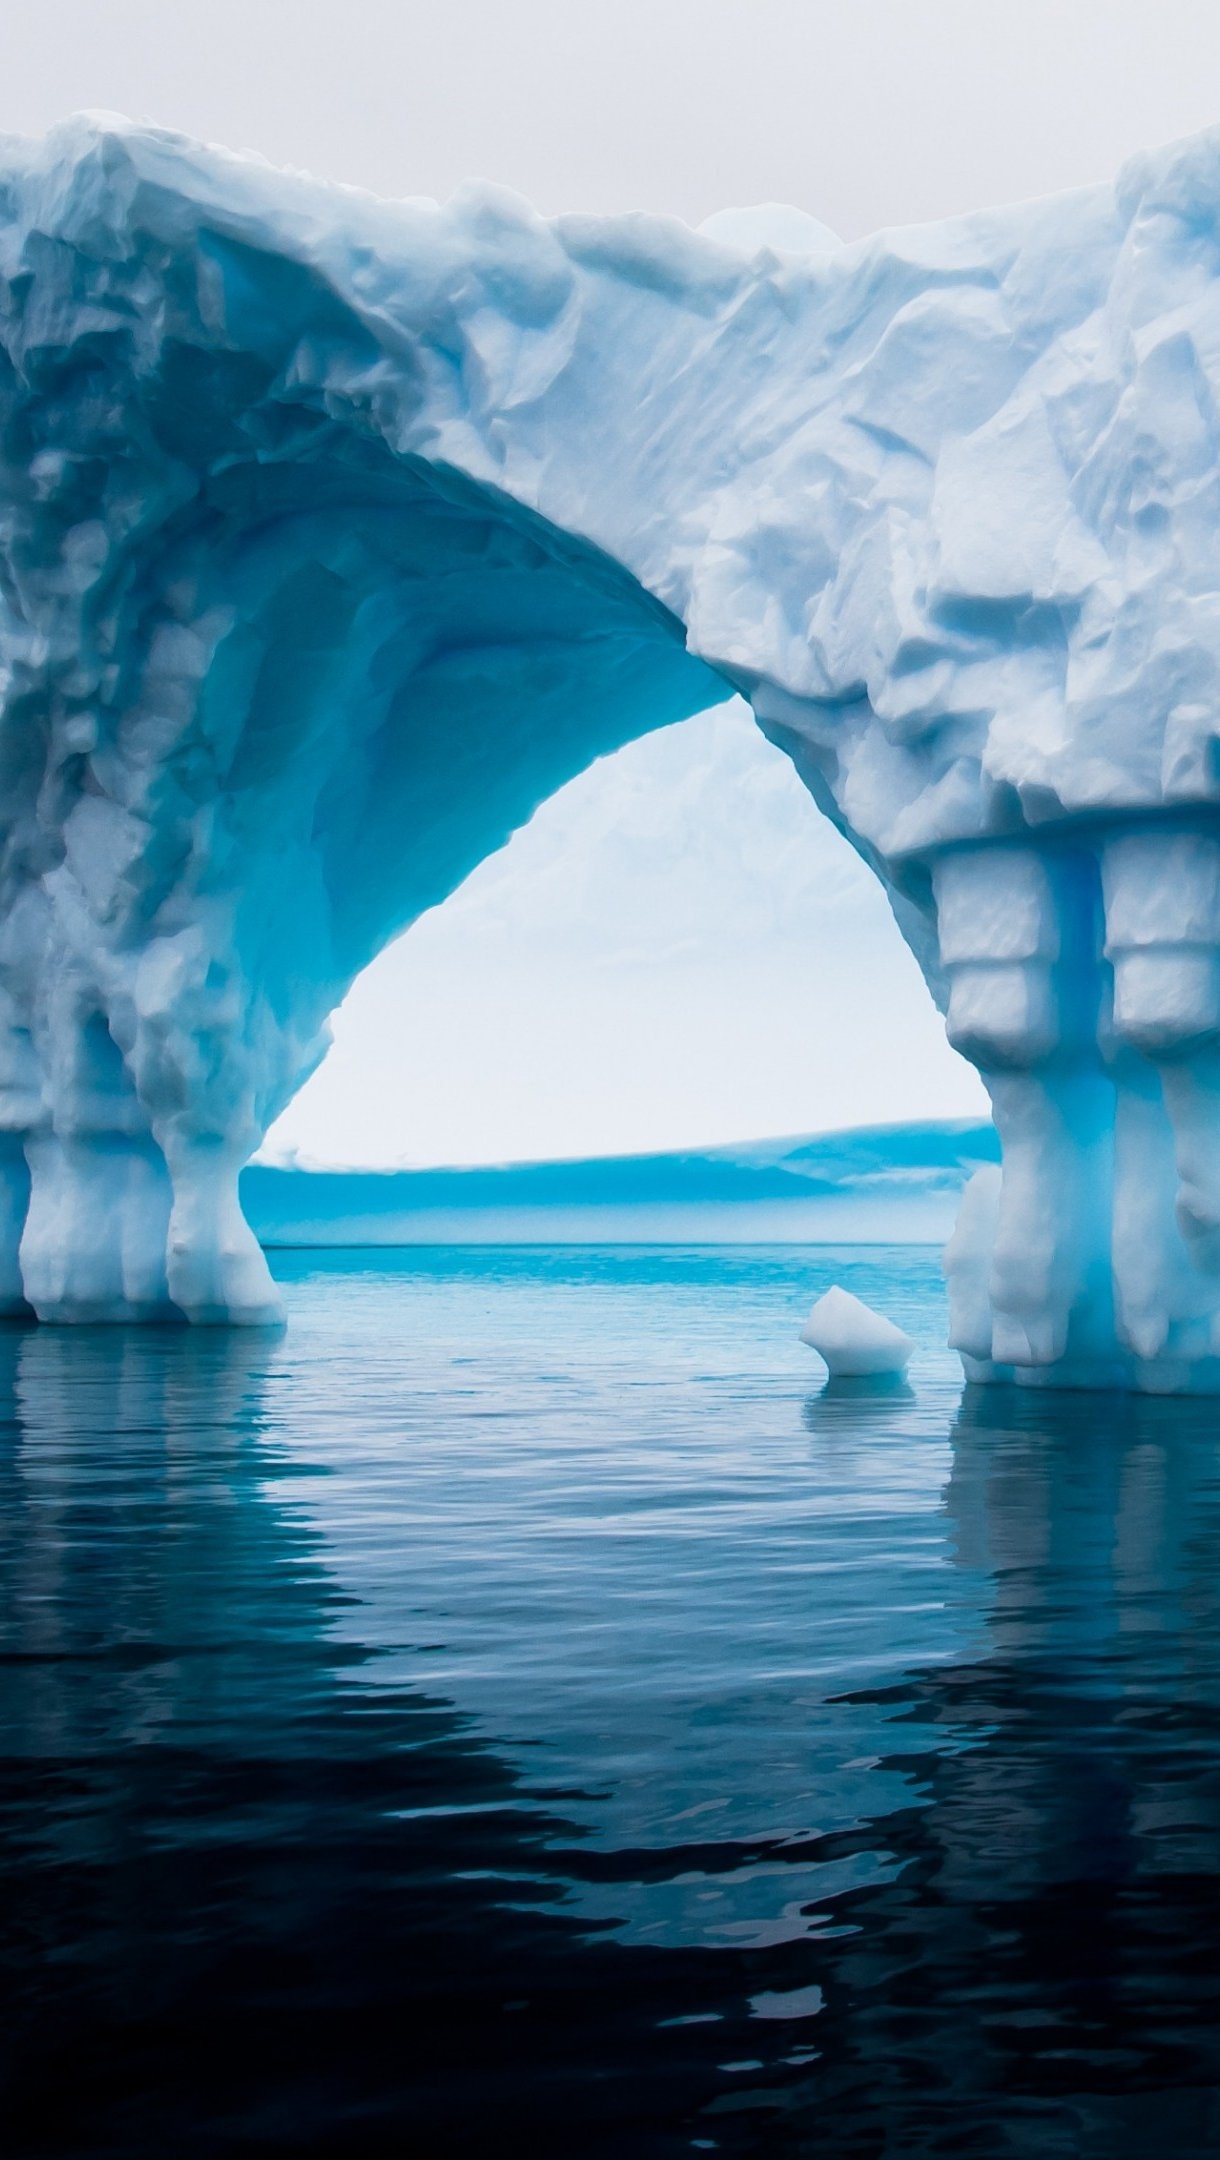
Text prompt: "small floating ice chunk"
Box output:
[[799, 1285, 914, 1377]]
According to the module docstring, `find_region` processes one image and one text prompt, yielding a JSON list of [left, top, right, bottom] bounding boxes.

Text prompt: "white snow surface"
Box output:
[[799, 1286, 914, 1378], [2, 114, 1220, 1377]]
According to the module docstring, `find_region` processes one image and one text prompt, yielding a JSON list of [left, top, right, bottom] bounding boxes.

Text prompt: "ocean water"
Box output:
[[3, 1245, 1220, 2157]]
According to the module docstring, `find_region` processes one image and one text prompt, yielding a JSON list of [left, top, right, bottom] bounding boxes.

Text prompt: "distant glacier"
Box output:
[[243, 1120, 999, 1247]]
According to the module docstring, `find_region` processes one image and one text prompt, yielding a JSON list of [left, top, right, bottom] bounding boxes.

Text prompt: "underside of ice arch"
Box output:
[[6, 115, 1220, 1388]]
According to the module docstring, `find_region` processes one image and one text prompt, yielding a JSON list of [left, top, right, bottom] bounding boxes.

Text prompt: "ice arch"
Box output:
[[5, 116, 1220, 1390]]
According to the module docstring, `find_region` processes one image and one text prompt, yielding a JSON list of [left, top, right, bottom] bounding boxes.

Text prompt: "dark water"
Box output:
[[4, 1246, 1220, 2157]]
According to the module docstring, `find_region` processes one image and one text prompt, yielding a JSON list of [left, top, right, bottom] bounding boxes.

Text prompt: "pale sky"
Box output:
[[3, 3, 1218, 1165]]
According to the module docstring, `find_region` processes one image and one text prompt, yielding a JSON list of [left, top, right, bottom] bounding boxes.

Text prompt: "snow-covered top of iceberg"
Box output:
[[5, 109, 1220, 873], [696, 203, 842, 256]]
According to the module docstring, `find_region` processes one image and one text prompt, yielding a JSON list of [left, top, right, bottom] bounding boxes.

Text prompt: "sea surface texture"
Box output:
[[3, 1245, 1220, 2156]]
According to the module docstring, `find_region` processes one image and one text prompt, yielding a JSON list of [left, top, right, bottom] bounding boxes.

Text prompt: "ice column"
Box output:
[[1101, 828, 1220, 1385], [937, 843, 1115, 1387], [941, 828, 1220, 1392]]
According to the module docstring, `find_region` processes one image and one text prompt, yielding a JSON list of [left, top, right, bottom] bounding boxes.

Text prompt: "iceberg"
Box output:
[[1, 113, 1220, 1384], [800, 1286, 914, 1378]]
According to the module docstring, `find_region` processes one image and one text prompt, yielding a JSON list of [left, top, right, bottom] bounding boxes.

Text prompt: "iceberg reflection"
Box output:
[[3, 1256, 1220, 2156]]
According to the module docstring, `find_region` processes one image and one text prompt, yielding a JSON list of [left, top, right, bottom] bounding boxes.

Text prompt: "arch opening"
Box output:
[[264, 695, 984, 1181]]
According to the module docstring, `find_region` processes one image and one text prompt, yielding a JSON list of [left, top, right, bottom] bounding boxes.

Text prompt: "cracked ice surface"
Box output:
[[2, 114, 1220, 1382]]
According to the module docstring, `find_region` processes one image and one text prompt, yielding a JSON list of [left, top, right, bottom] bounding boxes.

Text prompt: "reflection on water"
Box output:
[[803, 1372, 917, 1421], [3, 1248, 1220, 2155]]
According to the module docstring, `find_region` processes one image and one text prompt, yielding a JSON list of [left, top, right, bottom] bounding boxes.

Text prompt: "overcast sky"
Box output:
[[5, 1, 1220, 233], [3, 4, 1218, 1164]]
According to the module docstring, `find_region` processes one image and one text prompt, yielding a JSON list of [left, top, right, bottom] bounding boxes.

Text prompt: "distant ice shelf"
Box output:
[[242, 1119, 1000, 1247], [4, 115, 1220, 1387]]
